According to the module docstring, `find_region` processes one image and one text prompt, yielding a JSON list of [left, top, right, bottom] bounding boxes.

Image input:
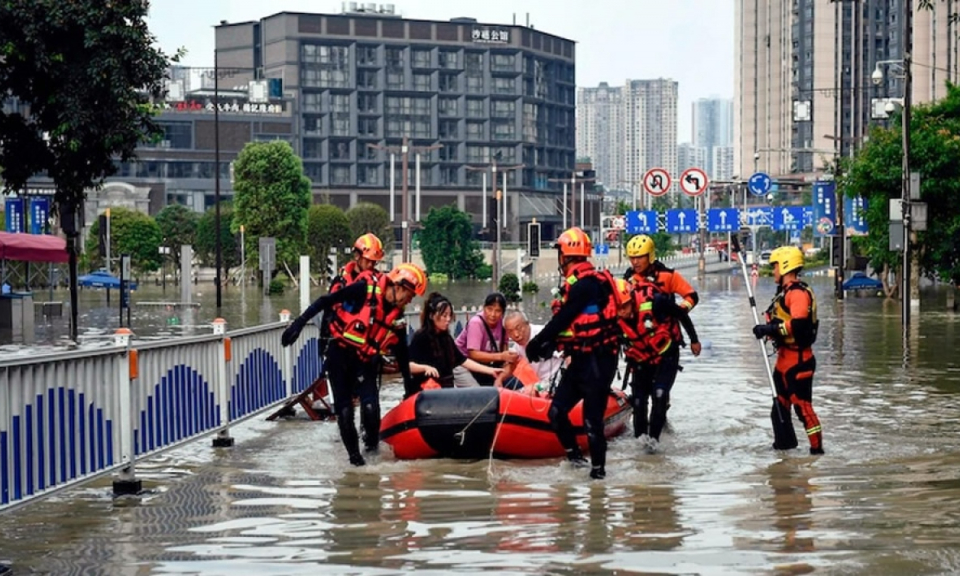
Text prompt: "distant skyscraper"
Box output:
[[691, 97, 733, 178], [577, 78, 678, 206]]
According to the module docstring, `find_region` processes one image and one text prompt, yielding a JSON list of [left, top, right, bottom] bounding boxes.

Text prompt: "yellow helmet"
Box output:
[[626, 235, 656, 260], [770, 246, 804, 275]]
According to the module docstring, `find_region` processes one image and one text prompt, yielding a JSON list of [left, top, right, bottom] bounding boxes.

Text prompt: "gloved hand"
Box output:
[[281, 317, 307, 347], [526, 335, 549, 362], [752, 323, 779, 340]]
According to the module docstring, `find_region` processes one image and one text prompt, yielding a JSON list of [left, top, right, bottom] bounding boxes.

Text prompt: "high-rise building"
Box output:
[[216, 5, 578, 240], [577, 78, 678, 205], [735, 0, 959, 178], [691, 97, 733, 178]]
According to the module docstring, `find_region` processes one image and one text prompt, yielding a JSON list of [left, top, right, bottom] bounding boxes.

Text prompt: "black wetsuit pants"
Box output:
[[325, 343, 381, 458], [628, 346, 681, 441], [548, 350, 618, 468]]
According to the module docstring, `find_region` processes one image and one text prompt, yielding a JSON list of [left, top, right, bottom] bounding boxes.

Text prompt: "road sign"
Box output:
[[665, 209, 699, 233], [595, 243, 609, 256], [643, 168, 671, 197], [625, 210, 659, 234], [611, 215, 626, 230], [706, 208, 741, 232], [748, 172, 772, 196], [773, 206, 805, 231], [744, 206, 774, 227], [844, 196, 868, 236], [679, 168, 708, 196]]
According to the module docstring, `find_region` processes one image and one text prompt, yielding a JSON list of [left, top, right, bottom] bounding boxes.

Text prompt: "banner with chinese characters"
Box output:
[[811, 181, 837, 237], [844, 195, 869, 236], [5, 198, 24, 233], [30, 197, 50, 235], [161, 98, 286, 115], [471, 26, 511, 43]]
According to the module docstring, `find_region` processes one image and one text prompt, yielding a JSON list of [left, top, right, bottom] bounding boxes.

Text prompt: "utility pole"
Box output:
[[467, 156, 522, 290], [902, 0, 914, 332], [368, 137, 442, 264], [549, 170, 596, 231]]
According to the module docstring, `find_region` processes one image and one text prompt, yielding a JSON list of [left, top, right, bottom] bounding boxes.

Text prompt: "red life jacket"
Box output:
[[555, 262, 620, 354], [619, 280, 673, 364], [628, 263, 684, 344], [329, 274, 406, 359]]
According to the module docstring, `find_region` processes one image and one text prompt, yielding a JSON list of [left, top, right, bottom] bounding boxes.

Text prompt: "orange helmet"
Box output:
[[613, 278, 633, 306], [554, 227, 592, 258], [353, 233, 384, 262], [388, 263, 427, 296]]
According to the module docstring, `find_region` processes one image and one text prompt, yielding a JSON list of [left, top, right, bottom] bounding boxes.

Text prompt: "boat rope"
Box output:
[[454, 391, 501, 446], [487, 387, 517, 474]]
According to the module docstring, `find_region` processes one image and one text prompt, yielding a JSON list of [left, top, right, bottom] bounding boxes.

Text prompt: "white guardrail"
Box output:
[[0, 311, 321, 513]]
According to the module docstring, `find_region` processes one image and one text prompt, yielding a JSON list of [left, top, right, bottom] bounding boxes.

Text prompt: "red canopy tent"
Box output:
[[0, 232, 69, 263]]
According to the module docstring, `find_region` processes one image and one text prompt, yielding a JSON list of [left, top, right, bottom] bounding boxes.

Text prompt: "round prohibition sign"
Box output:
[[643, 168, 671, 197], [680, 167, 709, 196]]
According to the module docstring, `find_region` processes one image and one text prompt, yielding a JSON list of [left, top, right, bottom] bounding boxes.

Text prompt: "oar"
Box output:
[[730, 230, 784, 423]]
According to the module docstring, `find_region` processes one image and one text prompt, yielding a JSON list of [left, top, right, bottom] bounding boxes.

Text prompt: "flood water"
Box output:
[[3, 273, 960, 574]]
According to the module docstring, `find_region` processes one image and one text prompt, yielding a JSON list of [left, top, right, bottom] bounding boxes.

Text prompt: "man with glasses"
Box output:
[[498, 310, 564, 393]]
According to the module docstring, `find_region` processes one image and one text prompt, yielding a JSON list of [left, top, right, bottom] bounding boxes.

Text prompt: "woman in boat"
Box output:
[[453, 292, 518, 386], [407, 292, 503, 398]]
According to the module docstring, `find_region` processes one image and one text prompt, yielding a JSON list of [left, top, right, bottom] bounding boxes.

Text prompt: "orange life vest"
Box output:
[[619, 280, 673, 364], [555, 262, 620, 354], [329, 274, 405, 359], [628, 263, 684, 344]]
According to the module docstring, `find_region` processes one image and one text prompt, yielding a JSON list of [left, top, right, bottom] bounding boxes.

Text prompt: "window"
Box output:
[[493, 77, 515, 95], [439, 145, 458, 162], [303, 163, 323, 181], [302, 44, 350, 88], [386, 96, 430, 115], [360, 145, 379, 161], [439, 119, 459, 139], [331, 94, 350, 113], [491, 53, 515, 72], [466, 75, 484, 94], [492, 121, 515, 141], [359, 118, 378, 137], [491, 100, 515, 118], [358, 93, 377, 113], [412, 49, 431, 68], [357, 45, 378, 65], [332, 115, 350, 136], [465, 52, 483, 73], [157, 122, 192, 149], [441, 167, 459, 185], [413, 72, 431, 91], [303, 140, 323, 159], [386, 47, 404, 68], [466, 98, 484, 118], [302, 93, 322, 112], [358, 165, 379, 186], [386, 69, 404, 90], [439, 50, 460, 69], [439, 97, 458, 117], [303, 115, 322, 136], [466, 121, 484, 140], [331, 166, 351, 185], [386, 119, 431, 138], [439, 73, 458, 93], [466, 145, 488, 163], [358, 70, 377, 89], [330, 140, 350, 160]]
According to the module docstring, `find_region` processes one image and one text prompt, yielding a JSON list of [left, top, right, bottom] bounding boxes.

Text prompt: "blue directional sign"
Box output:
[[802, 206, 814, 229], [744, 206, 774, 227], [4, 198, 24, 233], [595, 243, 609, 256], [773, 206, 805, 231], [748, 172, 772, 196], [812, 181, 837, 237], [29, 197, 50, 235], [625, 210, 659, 234], [707, 208, 741, 232], [844, 195, 869, 236], [665, 209, 699, 233]]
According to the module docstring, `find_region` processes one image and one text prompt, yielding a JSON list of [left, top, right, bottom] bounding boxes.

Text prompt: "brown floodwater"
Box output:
[[2, 274, 960, 575]]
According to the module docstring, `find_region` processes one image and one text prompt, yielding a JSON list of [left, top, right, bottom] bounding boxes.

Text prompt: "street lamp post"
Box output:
[[213, 47, 223, 316], [467, 156, 522, 290]]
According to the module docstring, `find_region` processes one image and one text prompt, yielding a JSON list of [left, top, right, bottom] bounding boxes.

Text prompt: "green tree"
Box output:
[[196, 203, 239, 270], [499, 273, 521, 303], [155, 204, 199, 267], [346, 202, 393, 252], [419, 204, 484, 279], [231, 141, 311, 270], [843, 83, 960, 294], [307, 204, 353, 270], [84, 208, 162, 273], [0, 2, 175, 207]]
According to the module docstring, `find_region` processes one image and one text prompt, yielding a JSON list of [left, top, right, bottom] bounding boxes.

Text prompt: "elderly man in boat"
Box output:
[[495, 310, 565, 395]]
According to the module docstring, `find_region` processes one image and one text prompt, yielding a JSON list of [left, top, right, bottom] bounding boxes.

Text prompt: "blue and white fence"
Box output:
[[0, 313, 321, 512]]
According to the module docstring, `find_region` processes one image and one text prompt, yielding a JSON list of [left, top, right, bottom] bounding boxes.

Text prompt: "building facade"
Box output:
[[691, 97, 733, 178], [577, 79, 678, 206], [736, 0, 959, 178], [216, 6, 577, 240]]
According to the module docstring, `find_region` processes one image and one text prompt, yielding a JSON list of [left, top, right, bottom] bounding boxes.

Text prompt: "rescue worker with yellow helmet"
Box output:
[[282, 262, 427, 466], [318, 233, 386, 372], [622, 234, 701, 449], [612, 276, 700, 452], [526, 227, 621, 480], [751, 246, 823, 455]]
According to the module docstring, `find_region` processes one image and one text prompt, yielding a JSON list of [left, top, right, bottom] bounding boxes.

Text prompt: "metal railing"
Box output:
[[0, 312, 321, 513]]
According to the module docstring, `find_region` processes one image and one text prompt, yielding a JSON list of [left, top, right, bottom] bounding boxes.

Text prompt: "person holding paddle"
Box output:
[[751, 246, 823, 455]]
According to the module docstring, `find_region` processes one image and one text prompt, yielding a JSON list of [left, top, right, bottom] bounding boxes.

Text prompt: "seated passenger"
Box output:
[[497, 310, 565, 395], [453, 292, 518, 387]]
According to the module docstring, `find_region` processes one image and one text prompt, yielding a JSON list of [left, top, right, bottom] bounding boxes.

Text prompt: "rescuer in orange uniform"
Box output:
[[526, 227, 621, 480], [752, 246, 823, 455]]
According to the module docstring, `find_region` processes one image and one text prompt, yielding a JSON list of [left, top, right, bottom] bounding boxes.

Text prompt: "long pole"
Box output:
[[415, 153, 422, 221], [214, 47, 223, 315], [482, 172, 487, 228], [562, 183, 568, 230], [579, 182, 585, 230], [389, 153, 396, 223], [240, 225, 246, 286], [494, 188, 501, 291], [401, 137, 410, 263], [902, 0, 913, 332]]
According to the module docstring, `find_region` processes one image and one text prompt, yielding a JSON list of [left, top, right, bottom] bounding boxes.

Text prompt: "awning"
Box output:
[[0, 232, 69, 263]]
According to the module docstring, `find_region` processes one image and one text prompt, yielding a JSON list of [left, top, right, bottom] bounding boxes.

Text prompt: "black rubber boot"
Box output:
[[589, 466, 606, 480], [566, 448, 589, 468], [348, 452, 366, 466]]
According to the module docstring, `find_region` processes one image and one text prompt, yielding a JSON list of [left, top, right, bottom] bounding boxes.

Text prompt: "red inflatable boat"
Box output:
[[380, 387, 632, 460]]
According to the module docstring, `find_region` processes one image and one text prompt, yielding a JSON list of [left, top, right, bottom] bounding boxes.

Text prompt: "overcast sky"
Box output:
[[147, 0, 734, 142]]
